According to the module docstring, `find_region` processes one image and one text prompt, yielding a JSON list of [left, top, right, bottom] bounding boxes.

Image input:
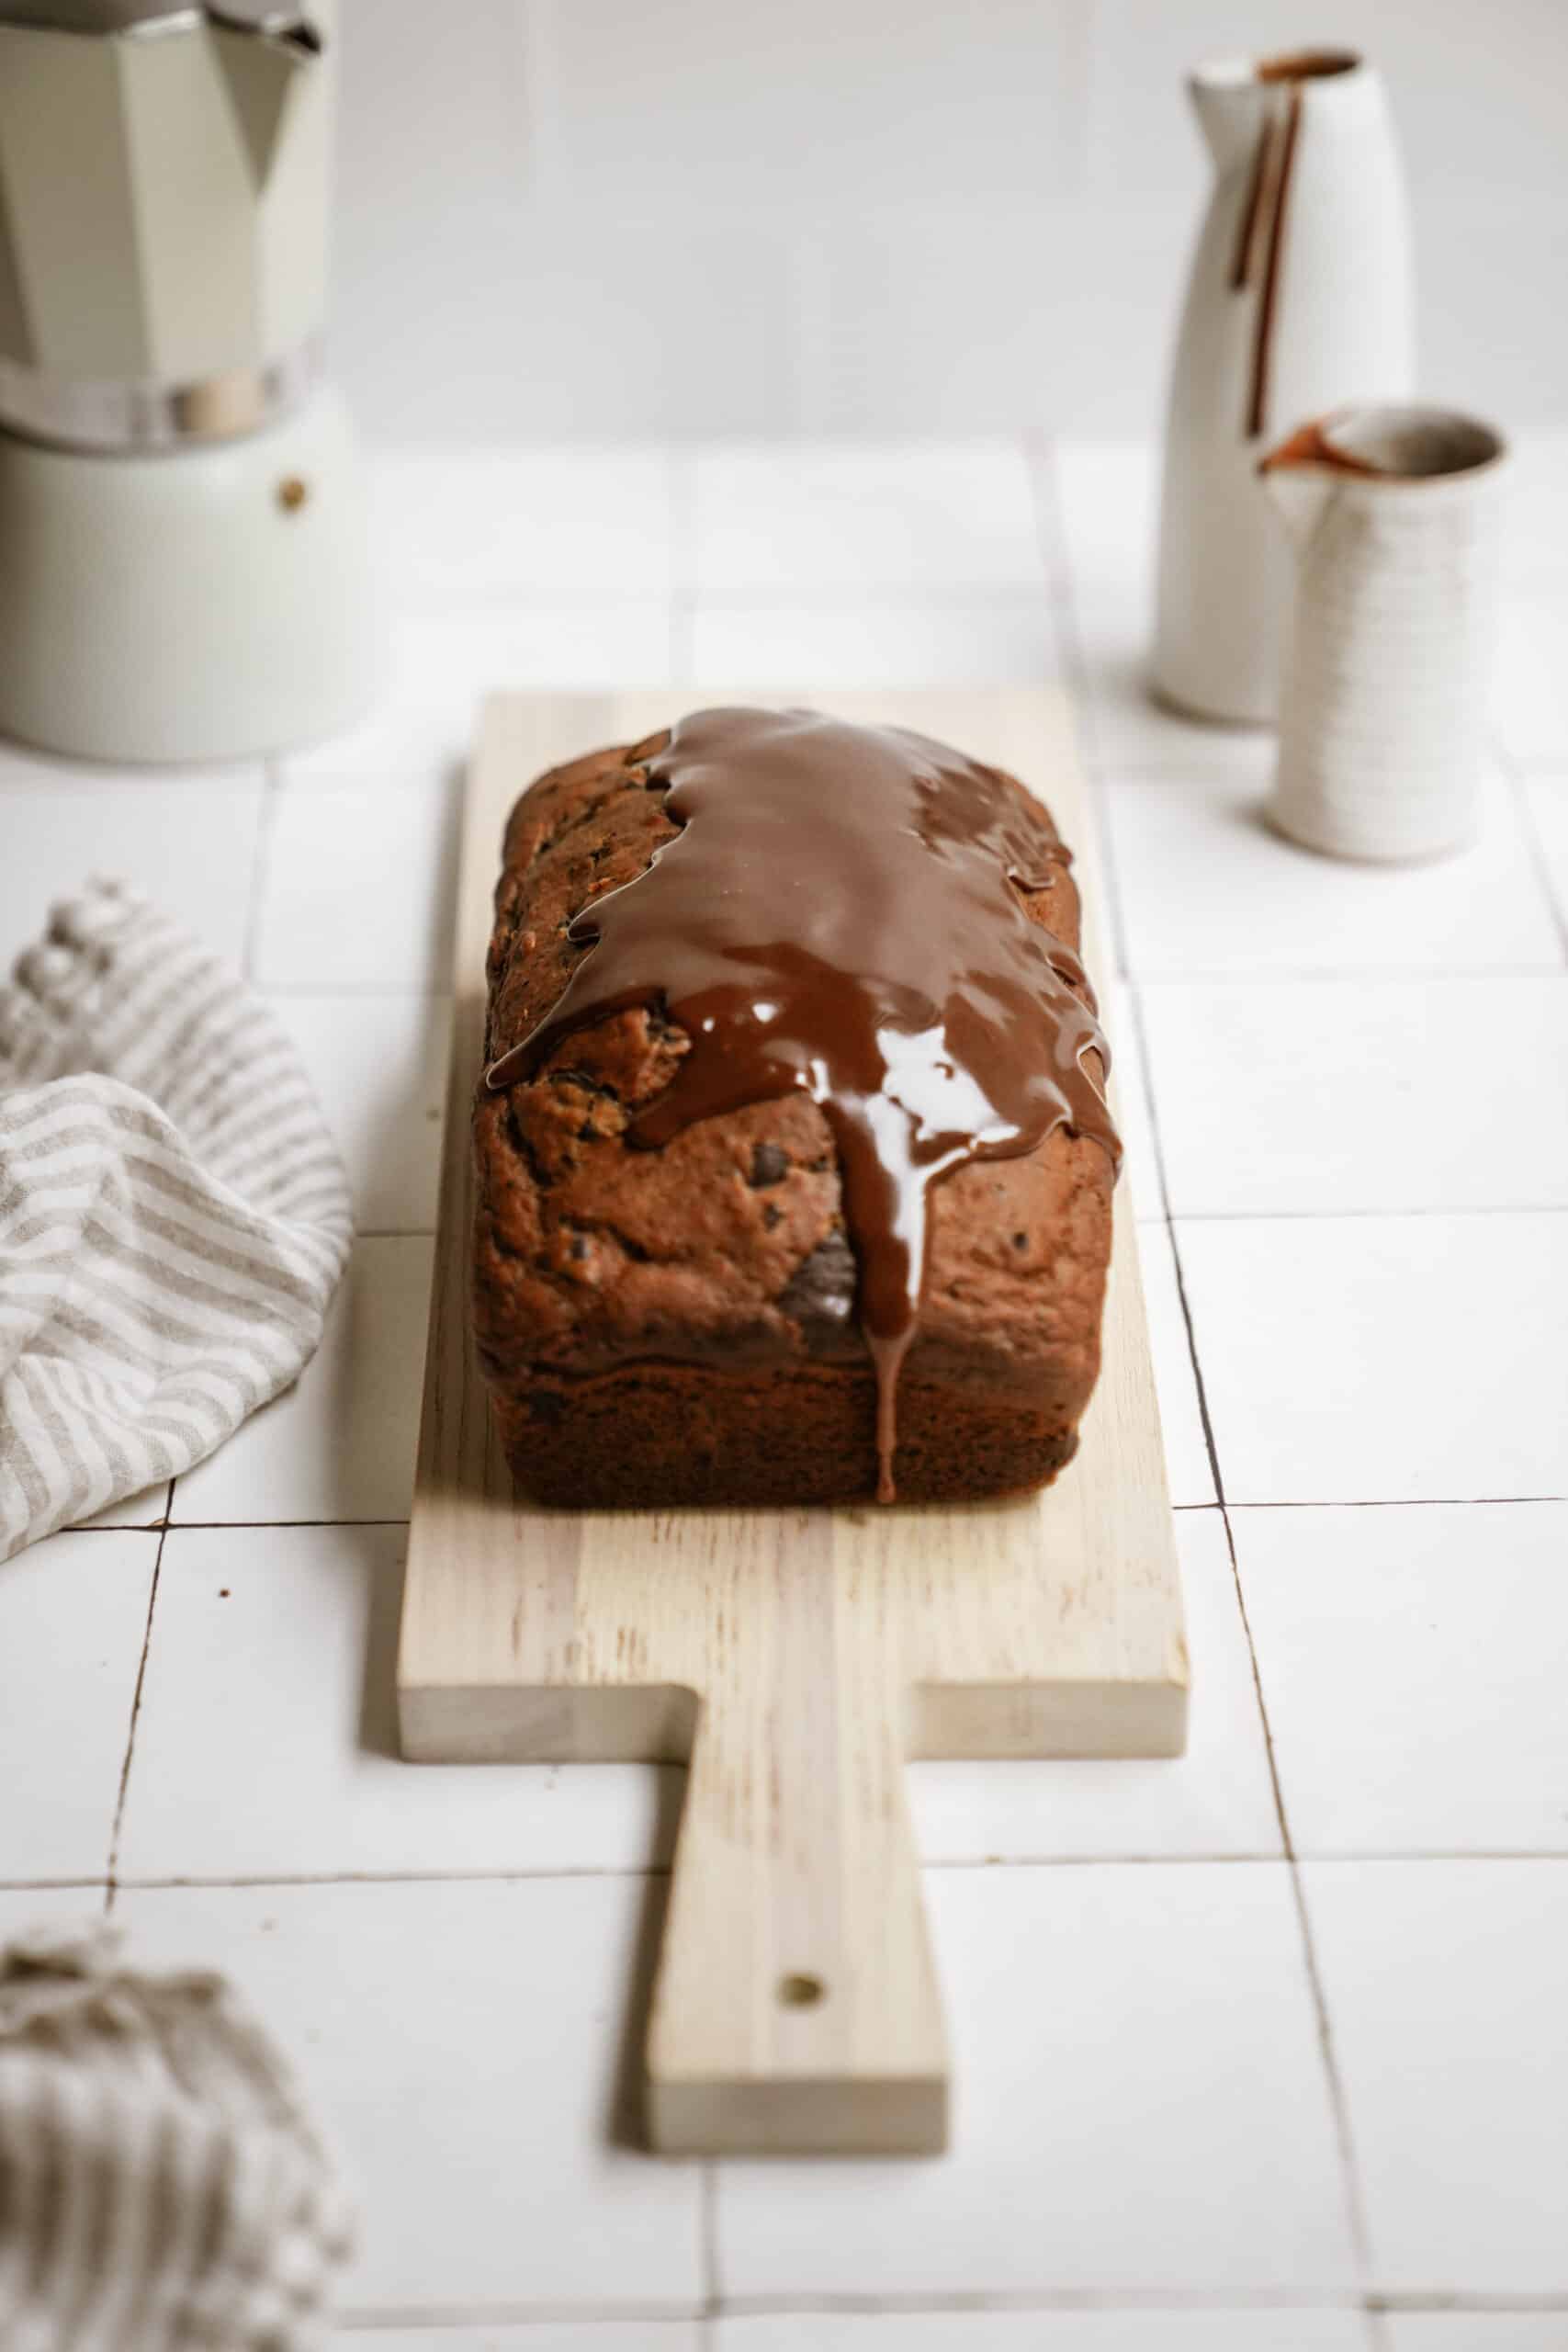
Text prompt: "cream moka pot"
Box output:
[[0, 0, 377, 761]]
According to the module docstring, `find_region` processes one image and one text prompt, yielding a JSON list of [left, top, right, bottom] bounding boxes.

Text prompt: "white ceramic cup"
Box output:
[[1259, 401, 1507, 863]]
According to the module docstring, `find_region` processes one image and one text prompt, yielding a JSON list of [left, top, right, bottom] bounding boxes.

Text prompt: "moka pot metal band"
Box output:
[[0, 335, 323, 453]]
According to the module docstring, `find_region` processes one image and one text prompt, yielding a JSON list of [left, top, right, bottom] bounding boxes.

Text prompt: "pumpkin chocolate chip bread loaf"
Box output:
[[472, 707, 1119, 1509]]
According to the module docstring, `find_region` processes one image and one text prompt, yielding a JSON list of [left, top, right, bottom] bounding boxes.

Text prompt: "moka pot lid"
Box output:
[[0, 1, 318, 42]]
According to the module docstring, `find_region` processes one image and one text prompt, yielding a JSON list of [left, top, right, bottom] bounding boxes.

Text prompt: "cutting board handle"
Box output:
[[643, 1522, 948, 2155]]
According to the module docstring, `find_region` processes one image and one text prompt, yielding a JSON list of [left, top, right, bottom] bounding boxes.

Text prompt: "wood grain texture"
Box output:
[[398, 689, 1188, 2157]]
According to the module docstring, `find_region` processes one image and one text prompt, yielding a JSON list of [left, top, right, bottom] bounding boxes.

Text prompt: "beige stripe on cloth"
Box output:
[[0, 881, 353, 1560]]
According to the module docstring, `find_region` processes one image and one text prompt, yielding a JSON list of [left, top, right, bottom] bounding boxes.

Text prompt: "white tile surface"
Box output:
[[335, 0, 800, 440], [827, 192, 1184, 442], [719, 2320, 1370, 2352], [0, 1531, 154, 1883], [0, 774, 264, 972], [1238, 1502, 1568, 1856], [1139, 978, 1568, 1217], [1495, 598, 1568, 763], [797, 206, 1054, 439], [716, 1861, 1357, 2297], [1305, 1860, 1568, 2297], [373, 446, 675, 610], [0, 1884, 107, 1939], [347, 207, 804, 444], [1105, 981, 1165, 1223], [1384, 2324, 1568, 2352], [266, 991, 451, 1233], [1178, 1212, 1568, 1505], [795, 195, 1180, 443], [1392, 200, 1568, 460], [280, 608, 672, 794], [172, 1237, 432, 1524], [1107, 773, 1562, 978], [0, 742, 260, 793], [1139, 1220, 1216, 1509], [1522, 774, 1568, 935], [690, 444, 1048, 595], [254, 779, 459, 992], [689, 600, 1062, 688], [118, 1524, 677, 1883], [534, 1, 1085, 208], [1504, 434, 1568, 589], [1052, 438, 1160, 605], [911, 1509, 1279, 1860], [117, 1878, 704, 2312], [1071, 602, 1275, 778]]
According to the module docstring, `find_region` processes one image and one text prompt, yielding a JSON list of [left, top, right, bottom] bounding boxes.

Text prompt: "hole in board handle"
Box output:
[[778, 1972, 826, 2008]]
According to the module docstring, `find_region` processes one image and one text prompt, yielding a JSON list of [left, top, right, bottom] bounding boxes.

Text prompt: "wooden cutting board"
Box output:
[[398, 688, 1187, 2157]]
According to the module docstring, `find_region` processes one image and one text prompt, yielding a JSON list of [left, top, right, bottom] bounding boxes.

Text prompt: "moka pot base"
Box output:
[[0, 385, 378, 765]]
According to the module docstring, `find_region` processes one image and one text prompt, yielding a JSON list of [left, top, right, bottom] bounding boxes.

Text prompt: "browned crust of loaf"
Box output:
[[472, 730, 1113, 1507]]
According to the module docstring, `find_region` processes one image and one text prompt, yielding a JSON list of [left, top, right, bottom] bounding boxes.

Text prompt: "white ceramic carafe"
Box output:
[[1152, 49, 1416, 725]]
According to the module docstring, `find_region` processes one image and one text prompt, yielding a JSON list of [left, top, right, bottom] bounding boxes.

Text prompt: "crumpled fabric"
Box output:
[[0, 1922, 355, 2349], [0, 880, 352, 1558]]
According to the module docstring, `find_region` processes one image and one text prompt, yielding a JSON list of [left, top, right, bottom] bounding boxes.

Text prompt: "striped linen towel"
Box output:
[[0, 1922, 355, 2349], [0, 879, 352, 1560]]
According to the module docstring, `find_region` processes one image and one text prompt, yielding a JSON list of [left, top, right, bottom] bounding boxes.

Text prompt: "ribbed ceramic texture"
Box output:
[[1270, 461, 1505, 863]]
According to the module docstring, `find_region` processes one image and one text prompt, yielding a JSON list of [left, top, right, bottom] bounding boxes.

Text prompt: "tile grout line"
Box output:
[[669, 442, 696, 687], [716, 2289, 1376, 2317], [698, 2157, 720, 2345], [1124, 878, 1382, 2296], [333, 2300, 705, 2333], [1023, 431, 1134, 983], [665, 583, 1069, 615], [1100, 962, 1566, 984], [1363, 2305, 1395, 2352], [103, 1500, 174, 1911], [1024, 427, 1117, 758], [1168, 1204, 1568, 1223], [1496, 733, 1568, 966], [19, 1847, 1562, 1904], [163, 1519, 414, 1531], [1037, 425, 1386, 2291], [1044, 434, 1385, 2287], [0, 1881, 114, 1895], [15, 1849, 1566, 1905], [241, 754, 284, 984], [331, 2286, 1568, 2327], [67, 1486, 1568, 1523], [1222, 1494, 1568, 1510]]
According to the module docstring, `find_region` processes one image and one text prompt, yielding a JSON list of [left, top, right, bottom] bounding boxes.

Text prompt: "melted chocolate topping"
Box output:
[[486, 707, 1119, 1500]]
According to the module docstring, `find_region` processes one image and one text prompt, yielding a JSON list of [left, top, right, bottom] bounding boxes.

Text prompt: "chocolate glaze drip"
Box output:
[[486, 707, 1120, 1501], [1229, 63, 1313, 442]]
